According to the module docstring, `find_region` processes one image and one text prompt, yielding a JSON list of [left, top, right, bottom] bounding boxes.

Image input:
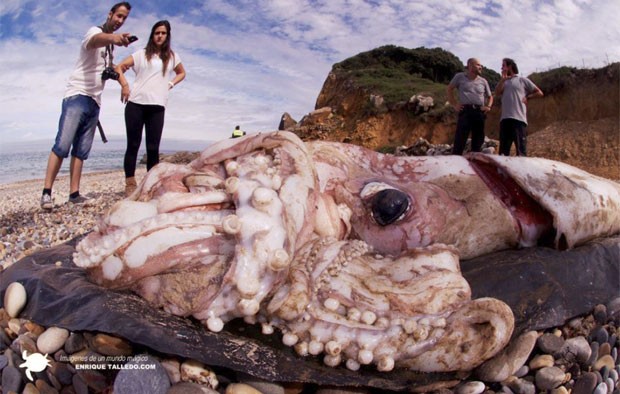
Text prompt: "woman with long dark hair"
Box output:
[[115, 20, 186, 196]]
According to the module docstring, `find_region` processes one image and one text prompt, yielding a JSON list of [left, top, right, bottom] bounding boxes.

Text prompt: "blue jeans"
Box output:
[[52, 95, 100, 160]]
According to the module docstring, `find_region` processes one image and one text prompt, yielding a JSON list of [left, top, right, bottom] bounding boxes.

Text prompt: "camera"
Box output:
[[101, 67, 119, 81]]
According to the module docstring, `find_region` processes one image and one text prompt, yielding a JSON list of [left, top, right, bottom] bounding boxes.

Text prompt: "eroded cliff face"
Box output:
[[308, 70, 455, 149], [288, 64, 619, 179], [298, 65, 619, 146]]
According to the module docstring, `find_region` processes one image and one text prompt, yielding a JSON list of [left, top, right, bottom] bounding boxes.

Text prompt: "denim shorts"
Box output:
[[52, 95, 100, 160]]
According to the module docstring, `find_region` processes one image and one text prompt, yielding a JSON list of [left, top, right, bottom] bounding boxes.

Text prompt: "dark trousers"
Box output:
[[452, 107, 486, 155], [124, 101, 165, 178], [499, 118, 527, 156]]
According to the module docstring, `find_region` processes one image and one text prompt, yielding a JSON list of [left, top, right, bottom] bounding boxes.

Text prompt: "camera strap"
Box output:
[[95, 25, 110, 143], [98, 25, 114, 68], [96, 121, 108, 144], [102, 44, 114, 68]]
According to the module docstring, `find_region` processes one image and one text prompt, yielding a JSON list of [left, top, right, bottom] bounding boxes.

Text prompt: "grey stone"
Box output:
[[601, 365, 610, 380], [537, 333, 565, 355], [476, 331, 538, 382], [593, 382, 608, 394], [166, 381, 218, 393], [606, 377, 615, 393], [607, 296, 620, 324], [588, 341, 601, 366], [514, 365, 529, 378], [0, 354, 8, 369], [36, 378, 58, 394], [0, 329, 12, 349], [113, 354, 170, 394], [535, 366, 565, 391], [499, 384, 516, 394], [72, 373, 89, 394], [11, 333, 38, 355], [48, 361, 74, 386], [558, 336, 592, 364], [2, 365, 24, 393], [591, 326, 610, 344], [593, 304, 608, 325], [572, 371, 598, 394], [455, 381, 486, 394], [45, 370, 62, 391], [64, 333, 87, 354], [504, 376, 536, 394], [610, 367, 619, 383]]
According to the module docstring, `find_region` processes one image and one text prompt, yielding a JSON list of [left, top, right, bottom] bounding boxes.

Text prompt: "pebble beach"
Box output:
[[1, 170, 620, 394], [0, 170, 142, 269]]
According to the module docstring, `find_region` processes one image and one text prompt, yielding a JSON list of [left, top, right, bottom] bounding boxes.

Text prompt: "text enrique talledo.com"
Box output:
[[59, 354, 156, 370]]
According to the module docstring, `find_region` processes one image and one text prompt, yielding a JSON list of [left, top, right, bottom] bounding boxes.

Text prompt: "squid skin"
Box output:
[[308, 140, 620, 258], [73, 131, 620, 372]]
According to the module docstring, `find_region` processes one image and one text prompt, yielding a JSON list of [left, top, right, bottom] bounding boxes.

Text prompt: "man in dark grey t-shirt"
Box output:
[[447, 58, 493, 155], [495, 58, 544, 156]]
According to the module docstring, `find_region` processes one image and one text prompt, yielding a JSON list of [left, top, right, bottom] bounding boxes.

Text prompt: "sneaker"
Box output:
[[68, 194, 92, 206], [40, 194, 53, 210]]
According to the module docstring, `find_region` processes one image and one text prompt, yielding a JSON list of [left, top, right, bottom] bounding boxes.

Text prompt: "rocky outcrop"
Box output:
[[278, 112, 297, 130], [284, 71, 457, 150], [281, 62, 618, 180]]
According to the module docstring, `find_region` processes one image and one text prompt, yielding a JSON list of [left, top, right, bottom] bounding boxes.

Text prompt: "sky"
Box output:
[[0, 0, 618, 146]]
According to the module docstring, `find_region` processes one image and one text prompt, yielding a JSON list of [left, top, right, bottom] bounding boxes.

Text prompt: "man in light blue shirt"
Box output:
[[447, 58, 493, 155], [495, 58, 544, 156]]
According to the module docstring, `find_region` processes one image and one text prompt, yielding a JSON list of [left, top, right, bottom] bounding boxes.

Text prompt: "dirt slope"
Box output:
[[528, 117, 619, 180]]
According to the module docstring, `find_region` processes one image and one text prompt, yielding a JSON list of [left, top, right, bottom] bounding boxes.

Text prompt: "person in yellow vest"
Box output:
[[231, 125, 246, 138]]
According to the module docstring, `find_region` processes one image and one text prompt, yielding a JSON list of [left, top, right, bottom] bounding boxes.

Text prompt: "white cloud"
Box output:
[[0, 0, 617, 144]]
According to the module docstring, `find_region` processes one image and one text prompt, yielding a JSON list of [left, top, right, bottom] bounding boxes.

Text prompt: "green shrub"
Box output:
[[335, 45, 465, 84], [529, 66, 578, 94], [376, 145, 397, 154], [334, 45, 500, 108]]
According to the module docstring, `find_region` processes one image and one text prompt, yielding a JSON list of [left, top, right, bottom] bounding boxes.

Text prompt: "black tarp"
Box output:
[[1, 235, 618, 391]]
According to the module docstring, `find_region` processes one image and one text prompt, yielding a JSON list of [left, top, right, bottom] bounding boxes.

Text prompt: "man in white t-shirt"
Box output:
[[40, 2, 135, 210]]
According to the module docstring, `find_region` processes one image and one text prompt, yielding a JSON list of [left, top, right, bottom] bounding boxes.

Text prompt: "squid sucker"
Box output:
[[73, 131, 620, 372]]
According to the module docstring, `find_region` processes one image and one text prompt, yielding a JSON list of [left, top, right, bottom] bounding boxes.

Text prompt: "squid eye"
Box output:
[[369, 188, 410, 226]]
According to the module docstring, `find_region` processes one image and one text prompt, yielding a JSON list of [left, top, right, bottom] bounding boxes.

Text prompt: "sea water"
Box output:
[[0, 137, 213, 185]]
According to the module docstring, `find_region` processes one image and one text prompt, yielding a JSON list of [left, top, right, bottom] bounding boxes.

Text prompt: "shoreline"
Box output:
[[0, 169, 145, 268]]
